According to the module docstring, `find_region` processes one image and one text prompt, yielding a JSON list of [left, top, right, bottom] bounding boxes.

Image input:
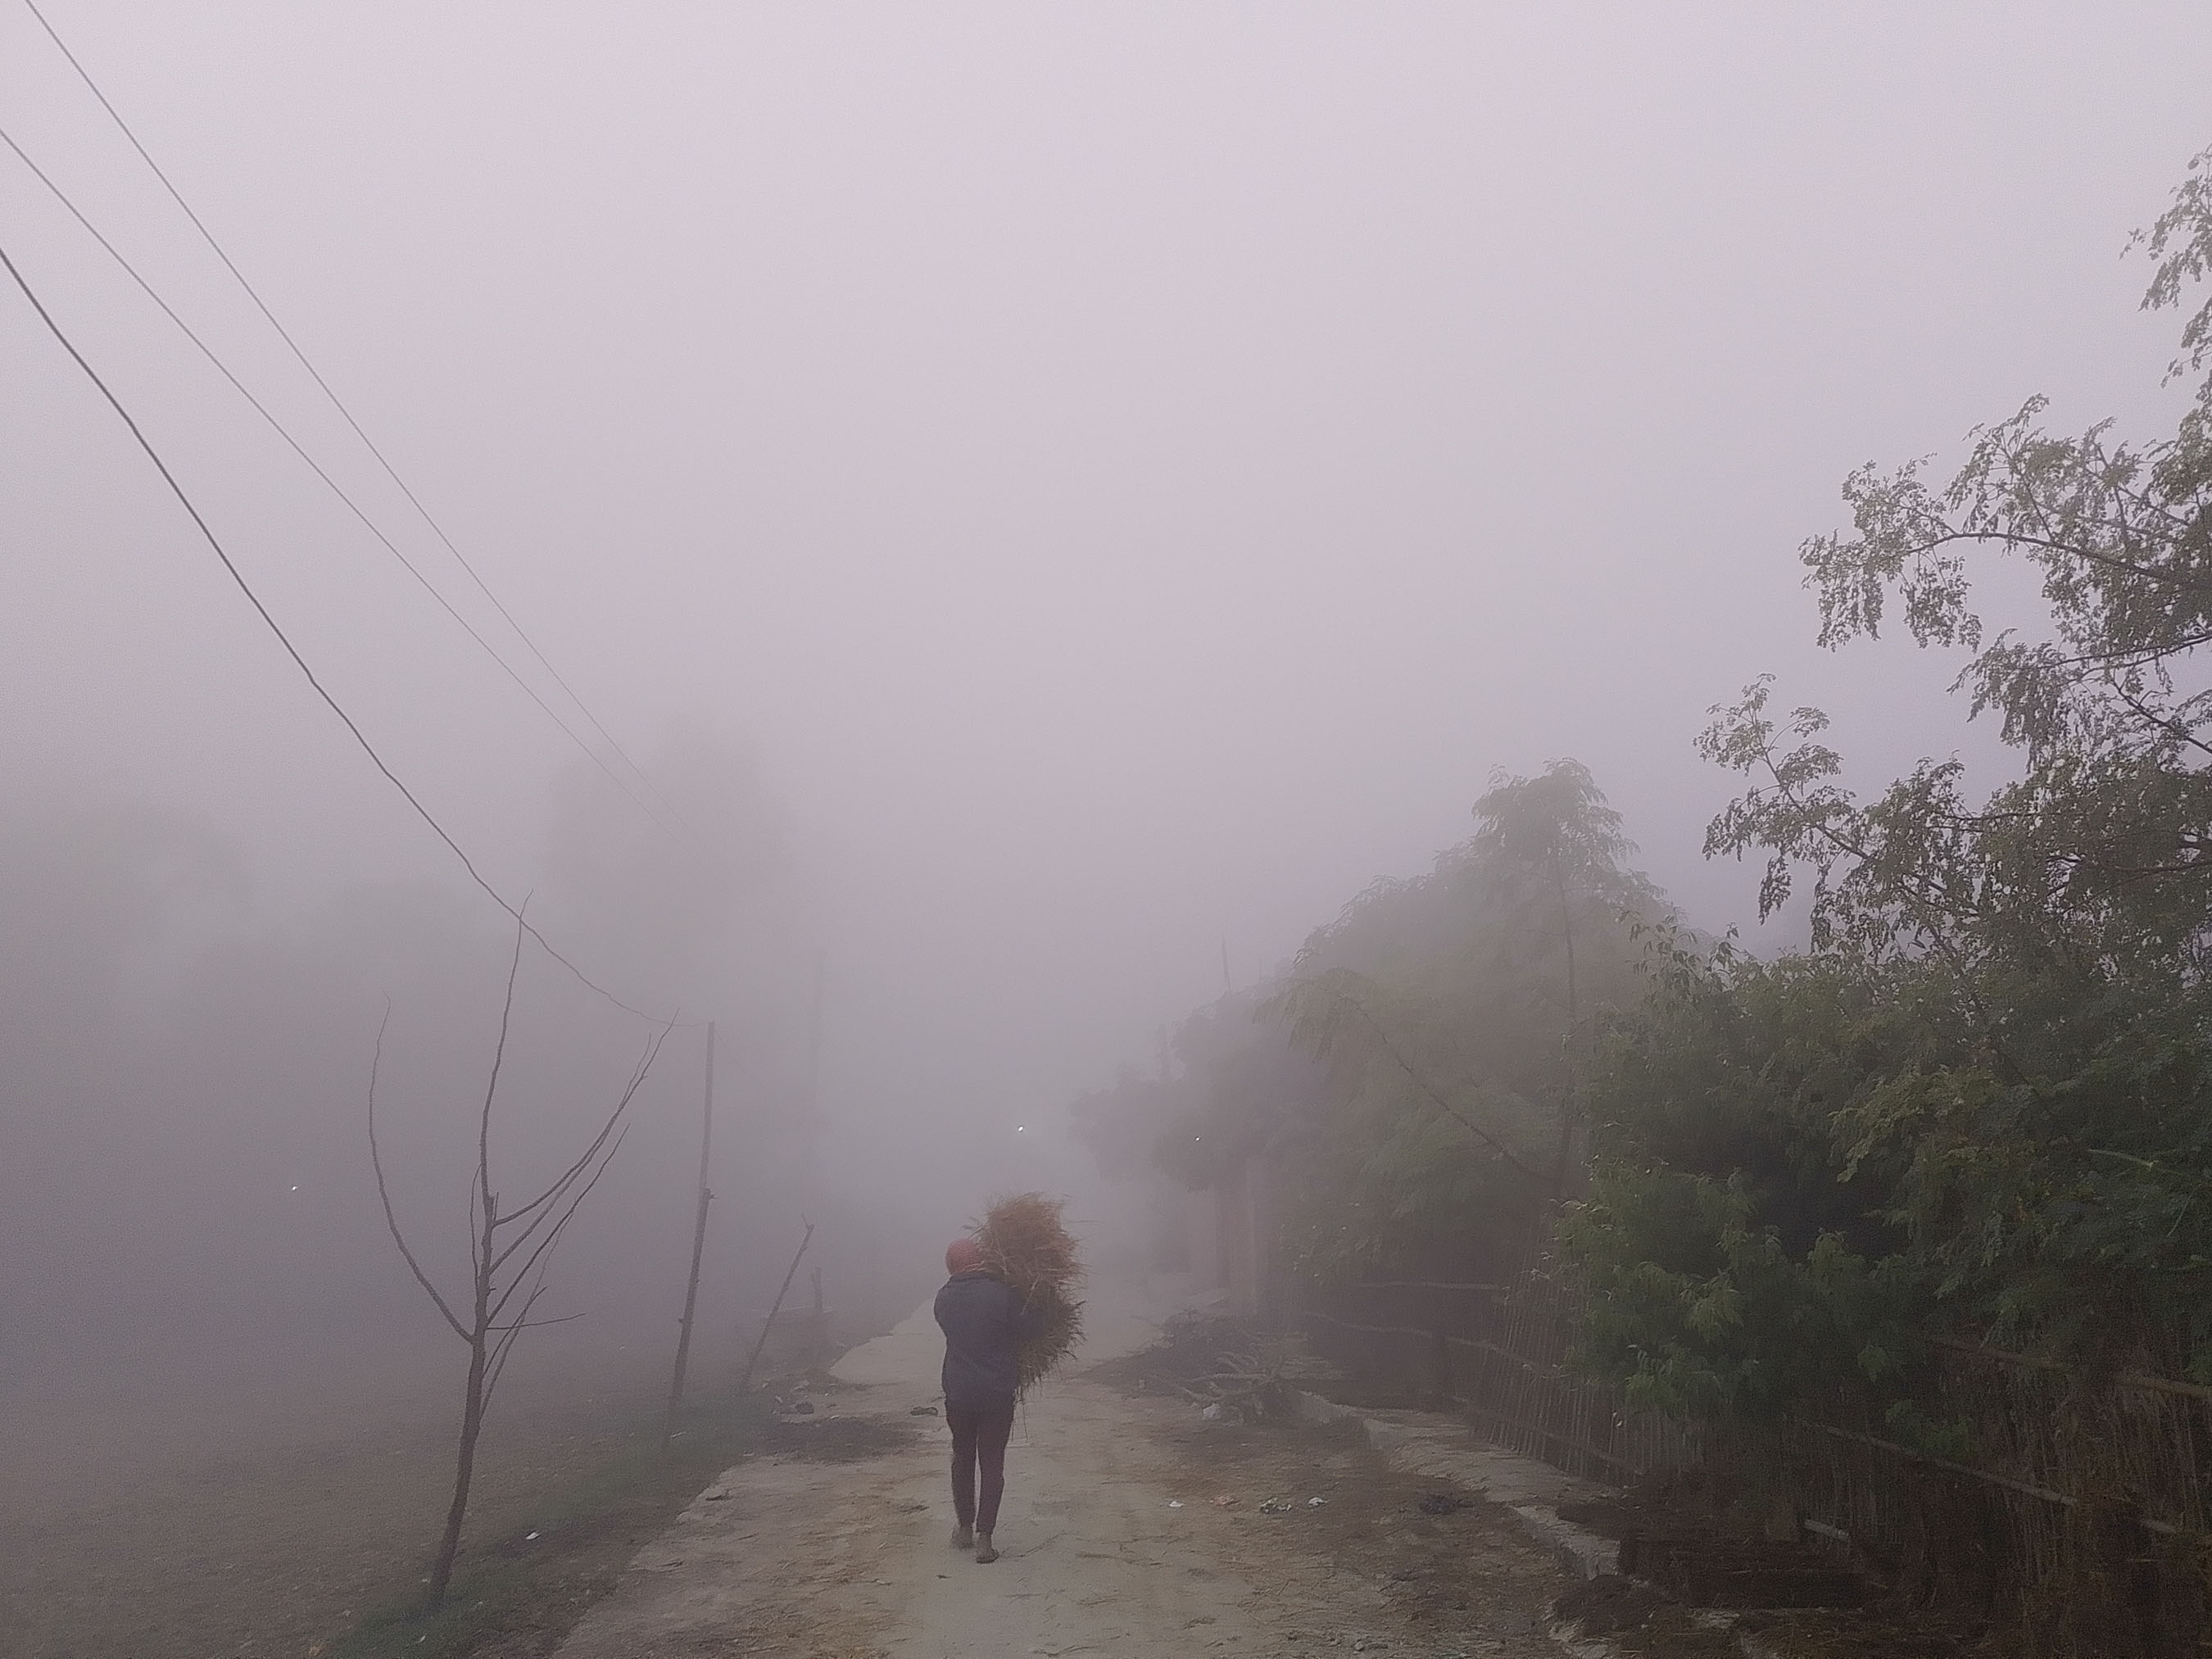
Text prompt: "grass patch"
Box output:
[[320, 1385, 771, 1659]]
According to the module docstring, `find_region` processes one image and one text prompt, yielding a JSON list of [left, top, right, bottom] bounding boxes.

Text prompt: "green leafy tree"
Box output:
[[1702, 144, 2212, 986], [1562, 942, 1929, 1420], [1580, 145, 2212, 1399]]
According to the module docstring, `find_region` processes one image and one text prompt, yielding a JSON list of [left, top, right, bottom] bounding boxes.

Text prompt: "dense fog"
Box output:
[[3, 1, 2208, 1422]]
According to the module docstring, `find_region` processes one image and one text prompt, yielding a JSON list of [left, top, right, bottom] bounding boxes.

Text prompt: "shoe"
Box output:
[[974, 1531, 999, 1564], [951, 1524, 973, 1549]]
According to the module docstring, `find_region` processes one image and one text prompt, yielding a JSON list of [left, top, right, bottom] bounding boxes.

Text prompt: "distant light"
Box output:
[[289, 1185, 299, 1191], [1016, 1125, 1025, 1132], [1194, 1135, 1202, 1142]]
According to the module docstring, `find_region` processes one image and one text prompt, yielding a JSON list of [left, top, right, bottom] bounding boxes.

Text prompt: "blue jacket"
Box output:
[[934, 1270, 1046, 1407]]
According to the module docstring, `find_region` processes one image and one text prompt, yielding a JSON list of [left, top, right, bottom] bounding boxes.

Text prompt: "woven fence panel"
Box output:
[[1297, 1259, 2212, 1652], [1297, 1263, 1699, 1484]]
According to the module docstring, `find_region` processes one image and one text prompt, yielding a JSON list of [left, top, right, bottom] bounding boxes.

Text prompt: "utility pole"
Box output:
[[663, 1020, 717, 1441]]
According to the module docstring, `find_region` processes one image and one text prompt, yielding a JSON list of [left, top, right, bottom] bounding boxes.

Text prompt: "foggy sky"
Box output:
[[6, 2, 2210, 1234]]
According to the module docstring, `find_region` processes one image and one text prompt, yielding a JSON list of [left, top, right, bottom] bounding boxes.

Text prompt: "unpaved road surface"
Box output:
[[555, 1278, 1570, 1658]]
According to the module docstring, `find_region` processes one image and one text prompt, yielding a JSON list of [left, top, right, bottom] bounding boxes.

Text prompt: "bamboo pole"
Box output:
[[737, 1219, 815, 1398], [663, 1021, 717, 1441]]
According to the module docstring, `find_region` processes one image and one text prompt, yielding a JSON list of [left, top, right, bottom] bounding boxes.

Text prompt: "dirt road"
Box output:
[[555, 1276, 1571, 1658]]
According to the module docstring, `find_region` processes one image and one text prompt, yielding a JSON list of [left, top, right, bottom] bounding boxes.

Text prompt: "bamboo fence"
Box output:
[[1297, 1259, 2212, 1652], [1298, 1258, 1700, 1484]]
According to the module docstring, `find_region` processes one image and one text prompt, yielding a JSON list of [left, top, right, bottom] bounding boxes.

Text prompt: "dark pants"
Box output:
[[946, 1396, 1017, 1534]]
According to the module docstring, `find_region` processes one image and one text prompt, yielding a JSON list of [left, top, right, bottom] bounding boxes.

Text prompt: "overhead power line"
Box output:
[[20, 0, 700, 844], [0, 123, 706, 868], [0, 233, 673, 1027]]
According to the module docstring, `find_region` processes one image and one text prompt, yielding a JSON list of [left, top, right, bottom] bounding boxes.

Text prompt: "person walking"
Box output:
[[933, 1236, 1045, 1563]]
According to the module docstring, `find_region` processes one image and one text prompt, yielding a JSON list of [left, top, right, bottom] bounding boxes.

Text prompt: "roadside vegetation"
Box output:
[[1073, 143, 2212, 1654], [1570, 138, 2212, 1421]]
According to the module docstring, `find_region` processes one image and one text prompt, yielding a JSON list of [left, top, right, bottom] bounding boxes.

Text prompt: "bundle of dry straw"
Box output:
[[972, 1191, 1086, 1395]]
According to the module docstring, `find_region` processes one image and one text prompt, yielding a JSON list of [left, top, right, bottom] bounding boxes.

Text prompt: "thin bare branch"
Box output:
[[482, 1283, 546, 1412], [1902, 528, 2202, 593], [490, 1125, 632, 1325], [496, 1025, 667, 1232], [487, 1310, 589, 1333], [2115, 682, 2212, 760], [491, 1024, 669, 1271], [1280, 977, 1548, 1186], [367, 1003, 469, 1341], [1747, 737, 2024, 1083], [478, 914, 528, 1239]]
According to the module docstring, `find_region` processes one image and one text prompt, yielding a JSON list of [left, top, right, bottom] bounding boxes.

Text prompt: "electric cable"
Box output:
[[0, 232, 673, 1027], [20, 0, 697, 838], [0, 122, 710, 869]]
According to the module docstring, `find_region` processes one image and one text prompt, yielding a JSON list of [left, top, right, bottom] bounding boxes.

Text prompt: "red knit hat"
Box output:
[[945, 1236, 984, 1275]]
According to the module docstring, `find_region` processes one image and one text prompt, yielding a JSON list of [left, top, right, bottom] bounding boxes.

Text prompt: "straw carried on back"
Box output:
[[972, 1191, 1086, 1396]]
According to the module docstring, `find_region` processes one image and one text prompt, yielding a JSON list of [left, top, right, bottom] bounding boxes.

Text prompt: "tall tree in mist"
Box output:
[[1464, 761, 1650, 1194], [369, 922, 669, 1607], [1086, 761, 1663, 1280], [536, 722, 827, 1227], [1696, 144, 2212, 1361], [537, 720, 801, 1017]]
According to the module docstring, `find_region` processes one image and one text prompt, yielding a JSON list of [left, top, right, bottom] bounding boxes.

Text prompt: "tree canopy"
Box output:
[[1072, 760, 1668, 1281], [1565, 145, 2212, 1426]]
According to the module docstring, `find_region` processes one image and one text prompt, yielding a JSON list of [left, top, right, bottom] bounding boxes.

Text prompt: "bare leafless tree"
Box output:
[[368, 921, 669, 1607]]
